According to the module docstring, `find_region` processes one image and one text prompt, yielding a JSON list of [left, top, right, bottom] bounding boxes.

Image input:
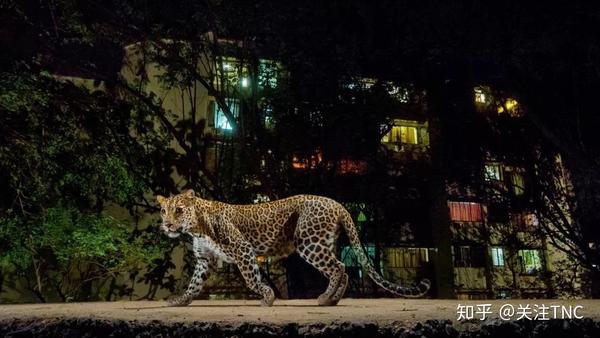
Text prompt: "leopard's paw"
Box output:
[[317, 293, 339, 306], [260, 288, 275, 307], [166, 294, 193, 307]]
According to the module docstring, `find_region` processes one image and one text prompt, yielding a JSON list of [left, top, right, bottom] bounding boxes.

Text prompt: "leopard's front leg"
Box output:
[[224, 239, 275, 307], [166, 239, 211, 307]]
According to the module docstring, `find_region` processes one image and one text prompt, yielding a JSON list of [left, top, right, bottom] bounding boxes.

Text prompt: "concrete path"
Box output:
[[1, 299, 598, 326]]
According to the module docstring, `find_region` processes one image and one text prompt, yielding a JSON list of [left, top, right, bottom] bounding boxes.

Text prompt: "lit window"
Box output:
[[291, 155, 305, 169], [518, 249, 543, 274], [474, 87, 487, 104], [497, 290, 511, 299], [337, 159, 368, 175], [505, 99, 517, 111], [491, 247, 505, 267], [258, 59, 279, 88], [525, 213, 539, 227], [511, 171, 525, 195], [341, 244, 376, 267], [497, 98, 521, 117], [215, 56, 249, 89], [359, 77, 376, 89], [212, 98, 239, 130], [511, 212, 538, 232], [400, 126, 418, 144], [484, 163, 503, 181], [292, 150, 323, 170], [448, 201, 484, 222], [385, 83, 410, 103], [261, 102, 274, 128], [384, 247, 429, 268], [383, 126, 418, 144], [222, 62, 233, 71]]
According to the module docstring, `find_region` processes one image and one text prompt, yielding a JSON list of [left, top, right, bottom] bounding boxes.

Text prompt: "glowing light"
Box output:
[[292, 150, 323, 170], [382, 125, 418, 144], [498, 98, 520, 117], [505, 99, 517, 110], [474, 88, 487, 104], [337, 159, 368, 175], [241, 77, 249, 87]]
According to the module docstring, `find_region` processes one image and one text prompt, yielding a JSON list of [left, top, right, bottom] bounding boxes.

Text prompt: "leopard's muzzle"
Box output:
[[161, 223, 183, 238]]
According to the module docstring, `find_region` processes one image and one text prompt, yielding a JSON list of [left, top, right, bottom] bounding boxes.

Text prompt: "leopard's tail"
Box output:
[[339, 209, 431, 298]]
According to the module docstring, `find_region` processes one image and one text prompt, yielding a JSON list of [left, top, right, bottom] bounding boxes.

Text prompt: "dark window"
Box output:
[[453, 245, 486, 267], [487, 202, 509, 223]]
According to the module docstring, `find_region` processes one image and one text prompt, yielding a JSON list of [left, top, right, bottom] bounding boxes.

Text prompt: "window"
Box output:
[[341, 244, 376, 267], [484, 163, 503, 181], [496, 290, 511, 299], [511, 171, 525, 196], [487, 202, 509, 223], [381, 119, 429, 149], [292, 150, 323, 170], [258, 59, 279, 88], [511, 212, 538, 232], [454, 246, 471, 267], [384, 247, 429, 268], [474, 87, 488, 104], [209, 98, 239, 130], [400, 126, 418, 144], [385, 83, 410, 103], [457, 292, 487, 300], [497, 98, 521, 117], [260, 100, 274, 128], [336, 159, 368, 175], [525, 213, 539, 227], [454, 246, 485, 267], [491, 247, 505, 267], [448, 202, 484, 222], [343, 77, 376, 90], [382, 126, 418, 144], [215, 56, 248, 89], [518, 249, 543, 274]]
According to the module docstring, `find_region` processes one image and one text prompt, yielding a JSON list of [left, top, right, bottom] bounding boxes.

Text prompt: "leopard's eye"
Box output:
[[160, 208, 166, 215], [175, 207, 183, 214]]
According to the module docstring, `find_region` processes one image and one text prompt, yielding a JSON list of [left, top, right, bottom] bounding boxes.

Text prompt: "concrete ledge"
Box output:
[[1, 299, 599, 337]]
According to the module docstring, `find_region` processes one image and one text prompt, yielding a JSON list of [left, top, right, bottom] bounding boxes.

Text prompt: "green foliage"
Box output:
[[0, 70, 174, 302], [0, 72, 152, 211], [0, 208, 166, 301]]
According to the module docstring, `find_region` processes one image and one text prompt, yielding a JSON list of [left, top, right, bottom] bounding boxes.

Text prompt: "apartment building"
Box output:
[[53, 38, 579, 300]]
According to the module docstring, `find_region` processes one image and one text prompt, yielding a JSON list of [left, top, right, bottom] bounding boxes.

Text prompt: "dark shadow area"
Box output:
[[2, 317, 600, 338]]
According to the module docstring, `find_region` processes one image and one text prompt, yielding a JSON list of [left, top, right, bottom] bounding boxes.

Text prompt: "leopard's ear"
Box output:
[[156, 195, 167, 205], [184, 189, 195, 199]]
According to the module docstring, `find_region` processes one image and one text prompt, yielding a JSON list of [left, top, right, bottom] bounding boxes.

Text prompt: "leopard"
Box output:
[[156, 189, 430, 307]]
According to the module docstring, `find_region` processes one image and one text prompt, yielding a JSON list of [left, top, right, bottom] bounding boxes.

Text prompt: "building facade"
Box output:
[[53, 38, 582, 301]]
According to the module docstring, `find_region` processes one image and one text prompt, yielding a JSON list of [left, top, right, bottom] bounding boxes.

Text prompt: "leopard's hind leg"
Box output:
[[295, 215, 347, 306]]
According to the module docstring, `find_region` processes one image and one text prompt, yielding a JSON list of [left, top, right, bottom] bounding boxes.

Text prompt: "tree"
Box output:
[[3, 0, 600, 301], [0, 70, 175, 301]]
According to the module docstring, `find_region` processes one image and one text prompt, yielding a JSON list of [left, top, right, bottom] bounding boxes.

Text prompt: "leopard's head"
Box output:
[[156, 189, 197, 238]]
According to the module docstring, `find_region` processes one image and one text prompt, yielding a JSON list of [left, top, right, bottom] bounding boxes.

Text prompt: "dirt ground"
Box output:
[[1, 299, 599, 326]]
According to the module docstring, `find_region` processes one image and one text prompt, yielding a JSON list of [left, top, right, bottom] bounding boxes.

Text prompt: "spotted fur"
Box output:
[[156, 189, 430, 307]]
